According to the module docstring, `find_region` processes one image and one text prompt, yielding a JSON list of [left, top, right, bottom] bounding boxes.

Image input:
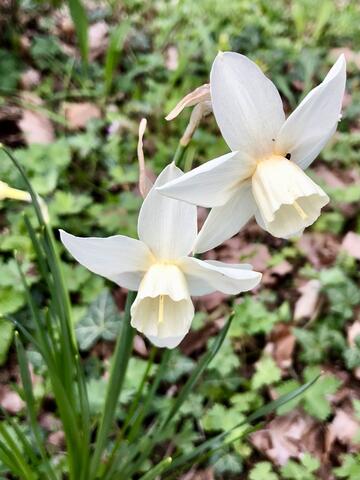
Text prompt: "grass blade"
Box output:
[[15, 334, 57, 480], [89, 290, 137, 479], [161, 313, 234, 430], [0, 423, 37, 480], [0, 440, 29, 479], [0, 405, 39, 467], [127, 349, 171, 442], [139, 457, 172, 480], [67, 0, 89, 65], [104, 21, 130, 95]]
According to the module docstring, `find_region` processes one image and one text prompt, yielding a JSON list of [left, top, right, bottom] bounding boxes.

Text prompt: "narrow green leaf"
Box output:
[[123, 346, 157, 432], [104, 21, 130, 94], [15, 335, 57, 480], [0, 318, 14, 365], [67, 0, 89, 65], [0, 440, 27, 479], [89, 291, 136, 479], [139, 457, 172, 480], [0, 406, 39, 467], [161, 313, 234, 430], [103, 346, 158, 478], [245, 373, 321, 425], [0, 423, 37, 480], [127, 349, 171, 442]]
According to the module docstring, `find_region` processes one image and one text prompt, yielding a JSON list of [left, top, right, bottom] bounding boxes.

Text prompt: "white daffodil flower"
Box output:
[[60, 163, 261, 349], [158, 52, 346, 253]]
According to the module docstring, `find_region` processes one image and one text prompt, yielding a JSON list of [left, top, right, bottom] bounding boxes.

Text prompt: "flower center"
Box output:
[[158, 295, 165, 324], [293, 200, 307, 220]]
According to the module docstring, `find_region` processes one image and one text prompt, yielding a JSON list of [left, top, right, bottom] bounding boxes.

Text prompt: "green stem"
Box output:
[[123, 346, 157, 432], [127, 349, 172, 443], [102, 347, 157, 479], [172, 143, 187, 168], [89, 291, 137, 479], [138, 457, 172, 480]]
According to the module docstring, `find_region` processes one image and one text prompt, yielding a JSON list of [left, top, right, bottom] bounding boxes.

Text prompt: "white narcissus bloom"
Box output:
[[158, 52, 346, 253], [60, 164, 261, 349]]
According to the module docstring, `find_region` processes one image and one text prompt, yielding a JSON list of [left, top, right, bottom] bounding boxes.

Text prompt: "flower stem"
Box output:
[[89, 290, 136, 479], [172, 143, 187, 167]]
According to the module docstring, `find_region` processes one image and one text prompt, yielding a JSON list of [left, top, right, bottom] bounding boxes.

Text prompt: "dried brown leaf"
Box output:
[[341, 232, 360, 260], [63, 102, 101, 130], [329, 408, 360, 447], [294, 279, 321, 322], [0, 386, 25, 414], [18, 94, 54, 145], [20, 69, 41, 90], [165, 45, 179, 71], [251, 409, 327, 466], [298, 233, 340, 268], [267, 324, 296, 370], [89, 21, 109, 60]]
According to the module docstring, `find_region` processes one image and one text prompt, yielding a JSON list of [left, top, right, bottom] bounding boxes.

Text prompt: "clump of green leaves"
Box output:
[[334, 454, 360, 480], [281, 453, 320, 480]]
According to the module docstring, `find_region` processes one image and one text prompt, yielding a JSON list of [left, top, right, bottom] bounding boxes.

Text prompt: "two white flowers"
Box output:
[[61, 52, 346, 348]]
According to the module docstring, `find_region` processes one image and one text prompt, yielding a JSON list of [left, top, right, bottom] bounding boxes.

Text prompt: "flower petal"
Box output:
[[59, 229, 152, 290], [138, 163, 197, 260], [131, 294, 194, 348], [210, 52, 285, 157], [275, 55, 346, 170], [157, 151, 256, 207], [252, 156, 329, 238], [179, 257, 261, 295], [193, 180, 255, 253], [136, 264, 190, 301], [146, 333, 188, 349]]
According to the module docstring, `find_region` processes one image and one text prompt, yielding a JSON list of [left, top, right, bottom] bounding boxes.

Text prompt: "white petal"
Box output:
[[179, 257, 261, 296], [275, 55, 346, 170], [254, 208, 307, 240], [157, 151, 256, 207], [146, 333, 188, 349], [252, 156, 329, 238], [131, 295, 194, 347], [59, 230, 152, 290], [130, 263, 194, 347], [193, 180, 255, 253], [131, 264, 194, 348], [138, 163, 197, 260], [136, 264, 189, 301], [211, 52, 285, 157]]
